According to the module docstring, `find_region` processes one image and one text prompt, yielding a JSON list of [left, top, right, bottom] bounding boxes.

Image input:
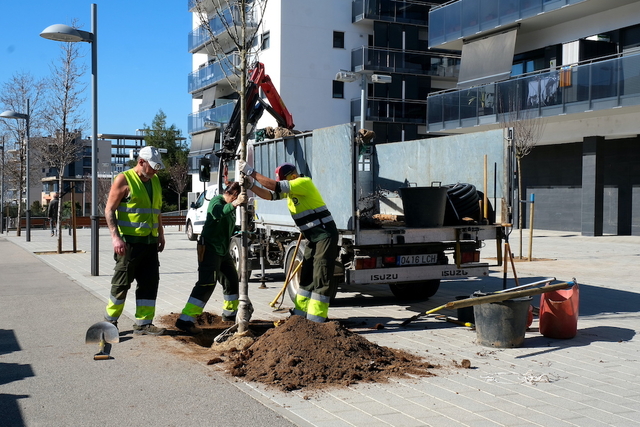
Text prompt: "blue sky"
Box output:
[[1, 1, 192, 143]]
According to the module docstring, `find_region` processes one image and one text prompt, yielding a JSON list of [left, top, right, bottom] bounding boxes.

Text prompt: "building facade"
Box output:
[[187, 0, 454, 188], [426, 0, 640, 236]]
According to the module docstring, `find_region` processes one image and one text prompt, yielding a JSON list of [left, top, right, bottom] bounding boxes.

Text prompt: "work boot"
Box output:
[[175, 319, 202, 335], [221, 314, 236, 322], [132, 323, 166, 336]]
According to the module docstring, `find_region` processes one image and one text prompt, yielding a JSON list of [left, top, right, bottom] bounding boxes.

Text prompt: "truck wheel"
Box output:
[[389, 280, 440, 300], [284, 240, 306, 302], [230, 236, 252, 279], [186, 221, 197, 241]]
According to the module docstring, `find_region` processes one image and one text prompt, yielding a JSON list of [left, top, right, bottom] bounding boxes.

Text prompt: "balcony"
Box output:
[[188, 5, 257, 54], [429, 0, 591, 49], [427, 52, 640, 131], [188, 0, 223, 13], [352, 97, 428, 125], [189, 54, 240, 94], [352, 0, 432, 25], [188, 102, 235, 134], [352, 46, 460, 78]]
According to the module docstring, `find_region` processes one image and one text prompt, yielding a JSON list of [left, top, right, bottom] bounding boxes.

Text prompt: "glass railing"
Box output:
[[352, 0, 431, 25], [188, 102, 235, 134], [352, 46, 460, 78], [188, 6, 256, 52], [188, 55, 239, 93], [429, 0, 587, 48], [427, 52, 640, 130], [351, 98, 428, 124]]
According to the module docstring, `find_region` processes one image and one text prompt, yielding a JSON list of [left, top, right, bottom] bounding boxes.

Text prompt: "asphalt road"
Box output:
[[0, 237, 298, 427]]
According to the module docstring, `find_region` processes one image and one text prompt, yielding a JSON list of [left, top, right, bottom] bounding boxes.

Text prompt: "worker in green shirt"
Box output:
[[175, 182, 245, 335]]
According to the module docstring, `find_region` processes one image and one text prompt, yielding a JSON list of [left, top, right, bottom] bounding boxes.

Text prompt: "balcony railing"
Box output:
[[352, 46, 460, 78], [352, 0, 431, 25], [352, 98, 428, 124], [428, 0, 587, 48], [427, 52, 640, 131], [189, 54, 240, 93], [188, 6, 256, 53], [188, 102, 235, 134]]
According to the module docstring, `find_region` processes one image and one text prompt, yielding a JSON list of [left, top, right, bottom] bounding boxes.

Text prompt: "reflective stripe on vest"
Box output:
[[117, 169, 162, 237], [285, 178, 333, 231]]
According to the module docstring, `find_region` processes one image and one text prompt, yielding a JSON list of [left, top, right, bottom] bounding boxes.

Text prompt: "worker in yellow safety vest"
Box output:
[[103, 146, 166, 336], [239, 160, 339, 323]]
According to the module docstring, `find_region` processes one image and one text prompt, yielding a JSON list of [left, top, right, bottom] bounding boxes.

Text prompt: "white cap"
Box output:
[[139, 146, 165, 170]]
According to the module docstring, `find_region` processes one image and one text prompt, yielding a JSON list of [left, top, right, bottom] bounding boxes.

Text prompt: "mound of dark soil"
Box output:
[[160, 313, 446, 393], [222, 315, 437, 392]]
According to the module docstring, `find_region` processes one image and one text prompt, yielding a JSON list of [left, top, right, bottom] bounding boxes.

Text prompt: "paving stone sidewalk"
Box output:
[[4, 226, 640, 426]]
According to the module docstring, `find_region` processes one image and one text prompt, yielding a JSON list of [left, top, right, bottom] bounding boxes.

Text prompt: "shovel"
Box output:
[[400, 277, 556, 327], [85, 321, 119, 360], [213, 323, 238, 344]]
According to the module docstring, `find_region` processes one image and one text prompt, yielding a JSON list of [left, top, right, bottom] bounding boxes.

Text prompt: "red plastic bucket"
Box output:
[[539, 283, 579, 339]]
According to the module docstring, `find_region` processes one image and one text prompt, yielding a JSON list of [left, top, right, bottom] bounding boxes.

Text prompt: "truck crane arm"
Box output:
[[216, 62, 294, 159]]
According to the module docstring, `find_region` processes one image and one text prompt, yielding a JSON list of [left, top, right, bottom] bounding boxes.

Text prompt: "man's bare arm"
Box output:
[[105, 174, 128, 255]]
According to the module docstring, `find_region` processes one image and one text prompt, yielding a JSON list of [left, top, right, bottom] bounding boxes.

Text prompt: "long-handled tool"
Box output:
[[269, 262, 302, 308], [269, 234, 303, 309], [400, 277, 556, 327], [444, 281, 570, 310], [85, 321, 119, 360]]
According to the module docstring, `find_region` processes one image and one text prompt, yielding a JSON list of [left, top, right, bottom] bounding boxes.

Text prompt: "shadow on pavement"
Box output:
[[0, 329, 33, 427]]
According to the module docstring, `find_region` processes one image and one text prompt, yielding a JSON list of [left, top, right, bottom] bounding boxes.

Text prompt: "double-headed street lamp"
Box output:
[[335, 70, 392, 131], [1, 100, 31, 242], [41, 3, 99, 276]]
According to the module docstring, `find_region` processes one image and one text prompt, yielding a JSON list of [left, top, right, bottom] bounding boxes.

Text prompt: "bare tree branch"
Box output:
[[499, 84, 546, 258], [0, 72, 48, 236], [36, 21, 88, 253]]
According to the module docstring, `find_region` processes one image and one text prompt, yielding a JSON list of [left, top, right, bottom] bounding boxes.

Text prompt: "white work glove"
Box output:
[[232, 193, 246, 207], [242, 177, 254, 191], [238, 160, 254, 176]]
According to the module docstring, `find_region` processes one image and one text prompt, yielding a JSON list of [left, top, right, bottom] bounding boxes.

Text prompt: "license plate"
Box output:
[[397, 254, 438, 266]]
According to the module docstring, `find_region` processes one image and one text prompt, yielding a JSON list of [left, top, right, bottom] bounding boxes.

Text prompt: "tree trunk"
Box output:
[[517, 155, 523, 259], [236, 2, 252, 333]]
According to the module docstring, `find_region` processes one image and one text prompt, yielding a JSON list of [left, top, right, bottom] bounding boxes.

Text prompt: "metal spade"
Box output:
[[85, 321, 119, 360]]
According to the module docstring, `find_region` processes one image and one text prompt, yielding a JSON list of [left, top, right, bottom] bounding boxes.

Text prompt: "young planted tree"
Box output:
[[38, 28, 88, 253], [0, 72, 47, 237], [167, 151, 190, 214], [193, 0, 269, 331], [499, 85, 546, 259]]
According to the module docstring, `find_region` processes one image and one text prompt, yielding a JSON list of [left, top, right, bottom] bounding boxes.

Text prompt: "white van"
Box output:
[[185, 185, 218, 241]]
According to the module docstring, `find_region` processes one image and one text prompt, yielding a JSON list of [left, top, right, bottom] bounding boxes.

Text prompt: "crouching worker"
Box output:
[[175, 182, 245, 335], [238, 161, 338, 323]]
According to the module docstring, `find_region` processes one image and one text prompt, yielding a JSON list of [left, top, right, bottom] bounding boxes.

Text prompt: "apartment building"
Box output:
[[186, 0, 455, 188], [426, 0, 640, 236]]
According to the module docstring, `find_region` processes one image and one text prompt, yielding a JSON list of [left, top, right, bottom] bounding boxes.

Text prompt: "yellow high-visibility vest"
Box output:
[[116, 169, 162, 237]]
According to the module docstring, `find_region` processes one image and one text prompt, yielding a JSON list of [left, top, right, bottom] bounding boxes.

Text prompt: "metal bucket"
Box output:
[[474, 296, 532, 348]]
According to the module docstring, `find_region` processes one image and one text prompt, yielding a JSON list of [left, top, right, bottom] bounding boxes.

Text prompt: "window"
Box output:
[[332, 81, 344, 99], [333, 31, 345, 49], [261, 31, 270, 50]]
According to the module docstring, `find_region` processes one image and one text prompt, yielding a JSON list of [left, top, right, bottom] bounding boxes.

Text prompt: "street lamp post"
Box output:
[[1, 100, 31, 241], [41, 3, 99, 275], [335, 70, 392, 131]]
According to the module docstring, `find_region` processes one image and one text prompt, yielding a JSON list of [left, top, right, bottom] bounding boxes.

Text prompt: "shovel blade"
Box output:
[[86, 321, 119, 344]]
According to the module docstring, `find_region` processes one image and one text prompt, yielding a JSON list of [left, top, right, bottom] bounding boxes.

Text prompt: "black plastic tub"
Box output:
[[399, 186, 448, 228]]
